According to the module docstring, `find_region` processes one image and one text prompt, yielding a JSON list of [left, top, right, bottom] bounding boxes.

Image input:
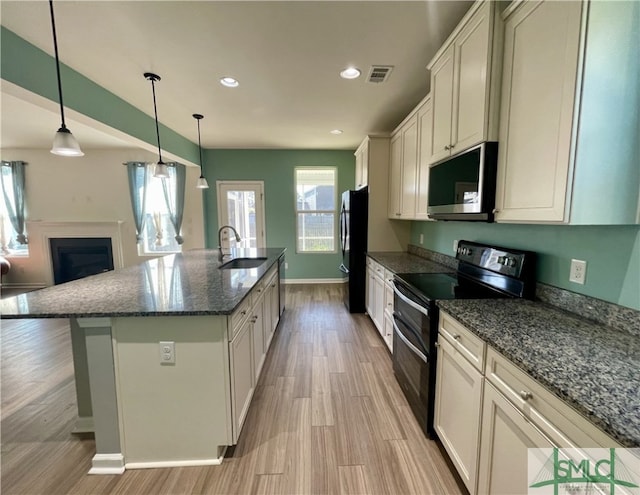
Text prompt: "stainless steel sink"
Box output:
[[219, 257, 268, 269]]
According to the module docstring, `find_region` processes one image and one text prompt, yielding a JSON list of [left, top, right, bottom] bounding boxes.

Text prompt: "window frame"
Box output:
[[294, 166, 338, 254], [0, 161, 28, 258]]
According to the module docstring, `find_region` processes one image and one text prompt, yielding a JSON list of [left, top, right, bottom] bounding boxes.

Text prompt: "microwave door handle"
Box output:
[[392, 319, 428, 364], [393, 283, 429, 317]]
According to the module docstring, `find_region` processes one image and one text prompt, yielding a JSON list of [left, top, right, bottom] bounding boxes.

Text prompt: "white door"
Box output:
[[217, 181, 266, 248]]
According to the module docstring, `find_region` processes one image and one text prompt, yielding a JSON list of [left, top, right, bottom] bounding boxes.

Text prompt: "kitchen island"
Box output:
[[0, 248, 286, 474]]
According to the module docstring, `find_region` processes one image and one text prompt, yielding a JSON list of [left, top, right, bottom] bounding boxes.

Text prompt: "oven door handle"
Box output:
[[393, 283, 429, 317], [393, 319, 428, 364]]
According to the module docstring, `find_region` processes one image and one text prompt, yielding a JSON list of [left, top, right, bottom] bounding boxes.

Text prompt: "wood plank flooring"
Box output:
[[1, 284, 464, 494]]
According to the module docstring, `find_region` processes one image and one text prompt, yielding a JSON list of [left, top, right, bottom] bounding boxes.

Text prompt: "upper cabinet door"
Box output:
[[354, 139, 369, 190], [428, 1, 500, 165], [494, 0, 582, 223], [388, 133, 403, 219], [400, 114, 418, 218], [415, 98, 433, 220], [452, 2, 491, 155], [430, 45, 455, 164]]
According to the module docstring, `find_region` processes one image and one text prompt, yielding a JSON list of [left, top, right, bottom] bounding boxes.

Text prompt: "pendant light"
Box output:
[[144, 72, 169, 178], [49, 0, 83, 157], [193, 114, 209, 189]]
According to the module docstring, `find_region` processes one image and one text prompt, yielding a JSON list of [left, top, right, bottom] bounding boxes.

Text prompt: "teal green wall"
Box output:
[[1, 27, 199, 164], [410, 221, 640, 310], [202, 149, 355, 279]]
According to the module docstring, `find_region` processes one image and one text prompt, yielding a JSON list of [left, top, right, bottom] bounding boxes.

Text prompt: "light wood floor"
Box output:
[[1, 284, 464, 495]]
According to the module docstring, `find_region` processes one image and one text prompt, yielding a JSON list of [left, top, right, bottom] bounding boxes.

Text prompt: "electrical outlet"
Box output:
[[569, 259, 587, 285], [419, 233, 424, 245], [453, 239, 459, 253], [285, 262, 289, 270], [159, 341, 175, 364]]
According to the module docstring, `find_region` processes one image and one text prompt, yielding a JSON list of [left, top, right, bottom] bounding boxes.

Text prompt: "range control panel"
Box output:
[[456, 240, 533, 279]]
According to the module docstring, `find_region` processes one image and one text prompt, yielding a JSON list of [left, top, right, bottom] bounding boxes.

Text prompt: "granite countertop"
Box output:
[[0, 248, 285, 319], [437, 298, 640, 447], [367, 251, 453, 274]]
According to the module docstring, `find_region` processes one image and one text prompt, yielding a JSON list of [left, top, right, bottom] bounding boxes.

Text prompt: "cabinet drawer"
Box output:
[[371, 260, 384, 279], [439, 311, 485, 371], [229, 297, 252, 340], [485, 347, 620, 448]]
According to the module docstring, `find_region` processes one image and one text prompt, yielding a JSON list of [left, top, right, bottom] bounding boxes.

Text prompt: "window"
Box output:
[[0, 161, 28, 256], [295, 168, 337, 253], [127, 163, 185, 255]]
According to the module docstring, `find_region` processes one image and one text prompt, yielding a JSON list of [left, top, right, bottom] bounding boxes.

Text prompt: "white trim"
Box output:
[[125, 451, 226, 470], [284, 278, 346, 285], [72, 416, 94, 433], [88, 453, 125, 475], [216, 181, 266, 248]]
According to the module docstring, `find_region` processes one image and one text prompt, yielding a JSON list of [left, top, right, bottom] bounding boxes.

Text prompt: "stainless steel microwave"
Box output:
[[427, 142, 498, 222]]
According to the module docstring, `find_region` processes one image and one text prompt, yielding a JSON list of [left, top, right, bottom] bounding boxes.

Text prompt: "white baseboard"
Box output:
[[284, 278, 347, 284], [125, 451, 226, 470], [89, 453, 125, 475], [72, 416, 94, 433]]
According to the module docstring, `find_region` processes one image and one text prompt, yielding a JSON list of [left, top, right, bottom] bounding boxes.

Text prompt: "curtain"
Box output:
[[0, 161, 27, 244], [161, 163, 186, 245], [126, 162, 149, 243]]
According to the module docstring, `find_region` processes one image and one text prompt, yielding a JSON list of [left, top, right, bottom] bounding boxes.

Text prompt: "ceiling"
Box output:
[[1, 1, 472, 152]]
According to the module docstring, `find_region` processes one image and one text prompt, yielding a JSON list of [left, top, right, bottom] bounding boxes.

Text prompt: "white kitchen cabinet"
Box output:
[[435, 314, 485, 495], [477, 382, 555, 495], [415, 97, 433, 220], [229, 315, 254, 443], [388, 95, 432, 220], [388, 133, 403, 219], [477, 347, 624, 494], [495, 0, 640, 224], [365, 257, 389, 348], [427, 1, 502, 164], [356, 136, 411, 251], [354, 139, 369, 190], [266, 271, 280, 347], [252, 297, 265, 381]]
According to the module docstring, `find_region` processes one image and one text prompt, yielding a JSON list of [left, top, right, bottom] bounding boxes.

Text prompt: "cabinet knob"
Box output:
[[453, 334, 461, 340], [444, 145, 450, 151], [492, 208, 499, 214], [241, 310, 247, 316], [435, 342, 440, 348], [519, 390, 533, 401]]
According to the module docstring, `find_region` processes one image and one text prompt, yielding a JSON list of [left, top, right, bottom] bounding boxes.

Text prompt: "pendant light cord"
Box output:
[[149, 78, 164, 163], [49, 0, 67, 129], [197, 119, 204, 174]]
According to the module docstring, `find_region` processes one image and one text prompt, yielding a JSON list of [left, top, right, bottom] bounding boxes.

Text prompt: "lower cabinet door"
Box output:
[[230, 319, 254, 443], [253, 298, 265, 381], [477, 382, 555, 495], [434, 336, 483, 495]]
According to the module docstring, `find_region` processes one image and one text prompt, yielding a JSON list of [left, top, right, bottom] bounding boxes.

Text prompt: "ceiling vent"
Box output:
[[367, 66, 393, 84]]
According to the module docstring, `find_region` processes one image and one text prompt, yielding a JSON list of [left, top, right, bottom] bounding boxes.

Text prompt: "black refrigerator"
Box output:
[[339, 187, 368, 313]]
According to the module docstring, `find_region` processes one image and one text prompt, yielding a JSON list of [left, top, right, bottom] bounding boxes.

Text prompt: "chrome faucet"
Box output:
[[218, 225, 242, 262]]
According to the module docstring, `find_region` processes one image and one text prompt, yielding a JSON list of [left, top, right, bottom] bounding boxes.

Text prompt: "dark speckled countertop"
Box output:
[[367, 252, 453, 274], [437, 299, 640, 448], [0, 248, 285, 319]]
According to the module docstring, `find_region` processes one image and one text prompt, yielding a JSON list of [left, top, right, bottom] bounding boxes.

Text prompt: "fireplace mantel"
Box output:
[[28, 221, 125, 287]]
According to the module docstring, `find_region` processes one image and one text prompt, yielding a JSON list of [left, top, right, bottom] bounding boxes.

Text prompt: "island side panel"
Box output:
[[69, 318, 93, 431], [111, 315, 232, 467]]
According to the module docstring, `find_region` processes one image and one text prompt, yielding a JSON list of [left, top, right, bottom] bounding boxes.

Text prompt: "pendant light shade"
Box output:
[[144, 72, 169, 178], [49, 0, 83, 157], [193, 113, 209, 189]]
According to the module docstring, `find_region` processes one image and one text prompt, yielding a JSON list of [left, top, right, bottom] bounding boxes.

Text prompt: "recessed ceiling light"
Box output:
[[330, 129, 343, 135], [340, 67, 361, 80], [220, 77, 239, 88]]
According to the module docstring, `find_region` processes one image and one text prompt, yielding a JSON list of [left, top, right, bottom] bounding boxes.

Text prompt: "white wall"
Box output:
[[0, 148, 205, 288]]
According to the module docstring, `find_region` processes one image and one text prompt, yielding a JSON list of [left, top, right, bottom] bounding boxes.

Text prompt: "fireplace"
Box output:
[[49, 237, 114, 285]]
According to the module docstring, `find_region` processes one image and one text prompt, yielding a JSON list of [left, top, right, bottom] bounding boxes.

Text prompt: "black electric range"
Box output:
[[391, 241, 536, 437]]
